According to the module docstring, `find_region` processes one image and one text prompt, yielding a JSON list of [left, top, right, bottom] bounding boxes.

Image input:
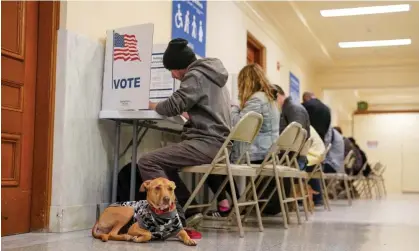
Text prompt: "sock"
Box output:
[[218, 199, 230, 212]]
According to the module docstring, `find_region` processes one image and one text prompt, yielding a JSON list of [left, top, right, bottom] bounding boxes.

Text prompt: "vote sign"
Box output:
[[102, 23, 154, 110]]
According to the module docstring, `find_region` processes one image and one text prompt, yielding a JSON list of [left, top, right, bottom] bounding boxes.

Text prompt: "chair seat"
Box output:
[[259, 164, 308, 178], [324, 173, 349, 180], [182, 164, 257, 177]]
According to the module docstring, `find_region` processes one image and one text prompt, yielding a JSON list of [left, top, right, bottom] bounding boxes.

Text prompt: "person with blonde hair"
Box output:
[[206, 64, 280, 218], [231, 64, 280, 162]]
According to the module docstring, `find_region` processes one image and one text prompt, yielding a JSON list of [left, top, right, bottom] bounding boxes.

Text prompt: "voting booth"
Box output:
[[99, 23, 185, 203], [101, 24, 177, 111]]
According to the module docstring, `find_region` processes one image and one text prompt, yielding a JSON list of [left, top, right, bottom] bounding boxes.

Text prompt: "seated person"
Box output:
[[274, 85, 310, 169], [334, 127, 363, 175], [142, 38, 231, 228], [323, 126, 345, 173], [258, 85, 311, 215], [302, 92, 331, 142], [207, 64, 280, 217], [348, 137, 371, 177], [304, 126, 326, 206]]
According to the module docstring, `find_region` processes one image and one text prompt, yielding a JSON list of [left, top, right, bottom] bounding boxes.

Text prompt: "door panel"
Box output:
[[1, 1, 39, 236]]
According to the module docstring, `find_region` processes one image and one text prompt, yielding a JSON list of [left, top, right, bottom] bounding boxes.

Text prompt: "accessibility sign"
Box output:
[[171, 0, 207, 58]]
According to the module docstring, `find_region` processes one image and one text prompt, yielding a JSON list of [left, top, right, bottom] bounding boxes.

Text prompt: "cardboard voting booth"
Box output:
[[102, 23, 155, 111]]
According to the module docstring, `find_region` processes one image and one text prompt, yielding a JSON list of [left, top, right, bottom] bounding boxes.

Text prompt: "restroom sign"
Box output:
[[171, 0, 207, 57], [102, 23, 154, 110]]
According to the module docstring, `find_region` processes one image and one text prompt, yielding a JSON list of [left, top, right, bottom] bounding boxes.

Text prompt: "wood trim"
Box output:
[[354, 110, 419, 115], [30, 0, 60, 231], [247, 31, 266, 70], [1, 1, 26, 60]]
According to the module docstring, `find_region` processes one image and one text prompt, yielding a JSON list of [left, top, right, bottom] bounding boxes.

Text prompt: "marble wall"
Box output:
[[50, 30, 115, 232]]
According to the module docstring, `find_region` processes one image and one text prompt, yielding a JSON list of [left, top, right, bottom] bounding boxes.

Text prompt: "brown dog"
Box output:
[[92, 177, 196, 246]]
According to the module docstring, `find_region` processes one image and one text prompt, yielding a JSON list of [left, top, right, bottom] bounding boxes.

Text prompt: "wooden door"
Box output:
[[247, 45, 256, 64], [2, 1, 39, 236]]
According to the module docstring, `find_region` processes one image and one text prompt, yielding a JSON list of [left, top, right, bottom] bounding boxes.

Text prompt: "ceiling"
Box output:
[[250, 1, 419, 70]]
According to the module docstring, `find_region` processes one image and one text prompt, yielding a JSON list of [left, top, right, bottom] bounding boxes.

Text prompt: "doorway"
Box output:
[[1, 1, 59, 236], [246, 32, 266, 69]]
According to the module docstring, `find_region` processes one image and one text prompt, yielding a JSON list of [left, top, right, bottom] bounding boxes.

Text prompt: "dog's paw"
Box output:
[[123, 234, 132, 241], [132, 236, 149, 243], [183, 238, 197, 246]]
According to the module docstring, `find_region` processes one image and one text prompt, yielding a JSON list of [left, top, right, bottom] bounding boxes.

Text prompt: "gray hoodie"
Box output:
[[156, 58, 231, 158]]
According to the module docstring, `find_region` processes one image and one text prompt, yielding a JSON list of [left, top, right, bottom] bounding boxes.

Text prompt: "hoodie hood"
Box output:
[[186, 58, 228, 87]]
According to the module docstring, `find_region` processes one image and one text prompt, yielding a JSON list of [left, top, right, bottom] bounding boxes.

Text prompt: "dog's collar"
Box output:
[[149, 203, 176, 215]]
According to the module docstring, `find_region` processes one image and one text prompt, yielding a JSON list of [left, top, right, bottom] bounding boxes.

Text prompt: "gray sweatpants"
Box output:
[[137, 140, 221, 224]]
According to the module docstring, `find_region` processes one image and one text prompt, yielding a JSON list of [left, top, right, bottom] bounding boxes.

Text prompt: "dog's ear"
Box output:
[[169, 181, 176, 190], [140, 180, 152, 192]]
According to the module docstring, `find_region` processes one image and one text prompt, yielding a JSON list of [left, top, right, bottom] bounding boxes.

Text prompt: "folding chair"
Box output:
[[182, 111, 264, 238], [368, 163, 387, 199], [305, 144, 332, 211], [355, 162, 379, 199], [349, 161, 368, 199], [240, 122, 309, 228], [323, 151, 354, 206]]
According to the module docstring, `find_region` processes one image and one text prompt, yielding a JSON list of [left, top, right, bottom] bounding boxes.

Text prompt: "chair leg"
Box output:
[[227, 171, 244, 238], [381, 178, 387, 197], [290, 178, 302, 224], [344, 179, 352, 206], [305, 180, 313, 214], [202, 176, 229, 216], [259, 185, 278, 213], [183, 172, 211, 211], [299, 178, 309, 221], [241, 176, 273, 222], [250, 176, 264, 232], [320, 175, 331, 211], [367, 179, 373, 199], [280, 177, 291, 224], [274, 175, 288, 228]]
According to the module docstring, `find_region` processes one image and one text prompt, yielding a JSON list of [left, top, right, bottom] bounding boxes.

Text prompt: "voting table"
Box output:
[[100, 110, 186, 203]]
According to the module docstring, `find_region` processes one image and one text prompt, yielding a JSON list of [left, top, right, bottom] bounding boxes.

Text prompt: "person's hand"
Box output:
[[231, 100, 240, 107], [181, 112, 190, 120], [149, 101, 157, 110]]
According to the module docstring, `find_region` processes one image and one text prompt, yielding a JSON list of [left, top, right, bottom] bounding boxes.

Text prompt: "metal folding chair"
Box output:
[[182, 111, 264, 237]]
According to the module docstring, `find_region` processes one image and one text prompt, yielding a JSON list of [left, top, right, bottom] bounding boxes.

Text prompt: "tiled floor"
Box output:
[[3, 194, 419, 251]]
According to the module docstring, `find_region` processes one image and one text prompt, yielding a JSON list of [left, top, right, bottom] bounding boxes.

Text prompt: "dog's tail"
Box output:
[[91, 221, 100, 239]]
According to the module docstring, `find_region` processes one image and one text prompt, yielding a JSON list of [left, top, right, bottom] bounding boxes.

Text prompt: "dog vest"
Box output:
[[110, 200, 183, 240]]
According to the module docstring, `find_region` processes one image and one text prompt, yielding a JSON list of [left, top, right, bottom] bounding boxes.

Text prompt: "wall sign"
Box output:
[[171, 0, 207, 58], [102, 23, 154, 110], [150, 44, 175, 103], [367, 140, 379, 149], [289, 72, 300, 102]]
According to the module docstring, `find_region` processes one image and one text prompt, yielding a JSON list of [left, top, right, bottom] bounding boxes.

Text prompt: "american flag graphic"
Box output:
[[113, 33, 141, 62]]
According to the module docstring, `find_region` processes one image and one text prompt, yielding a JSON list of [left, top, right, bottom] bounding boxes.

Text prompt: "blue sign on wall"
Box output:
[[171, 0, 207, 58], [290, 72, 300, 102]]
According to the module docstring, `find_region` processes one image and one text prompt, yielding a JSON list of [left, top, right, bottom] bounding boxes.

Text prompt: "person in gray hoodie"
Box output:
[[142, 38, 231, 228]]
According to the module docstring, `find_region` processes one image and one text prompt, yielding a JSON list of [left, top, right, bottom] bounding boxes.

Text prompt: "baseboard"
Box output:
[[49, 203, 109, 232]]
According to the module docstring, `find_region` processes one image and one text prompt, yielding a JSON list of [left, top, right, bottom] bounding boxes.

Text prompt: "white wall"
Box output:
[[353, 113, 419, 194], [62, 1, 314, 97], [52, 0, 314, 232]]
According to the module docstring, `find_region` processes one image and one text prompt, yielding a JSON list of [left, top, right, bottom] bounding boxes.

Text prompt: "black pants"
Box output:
[[252, 159, 291, 215]]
